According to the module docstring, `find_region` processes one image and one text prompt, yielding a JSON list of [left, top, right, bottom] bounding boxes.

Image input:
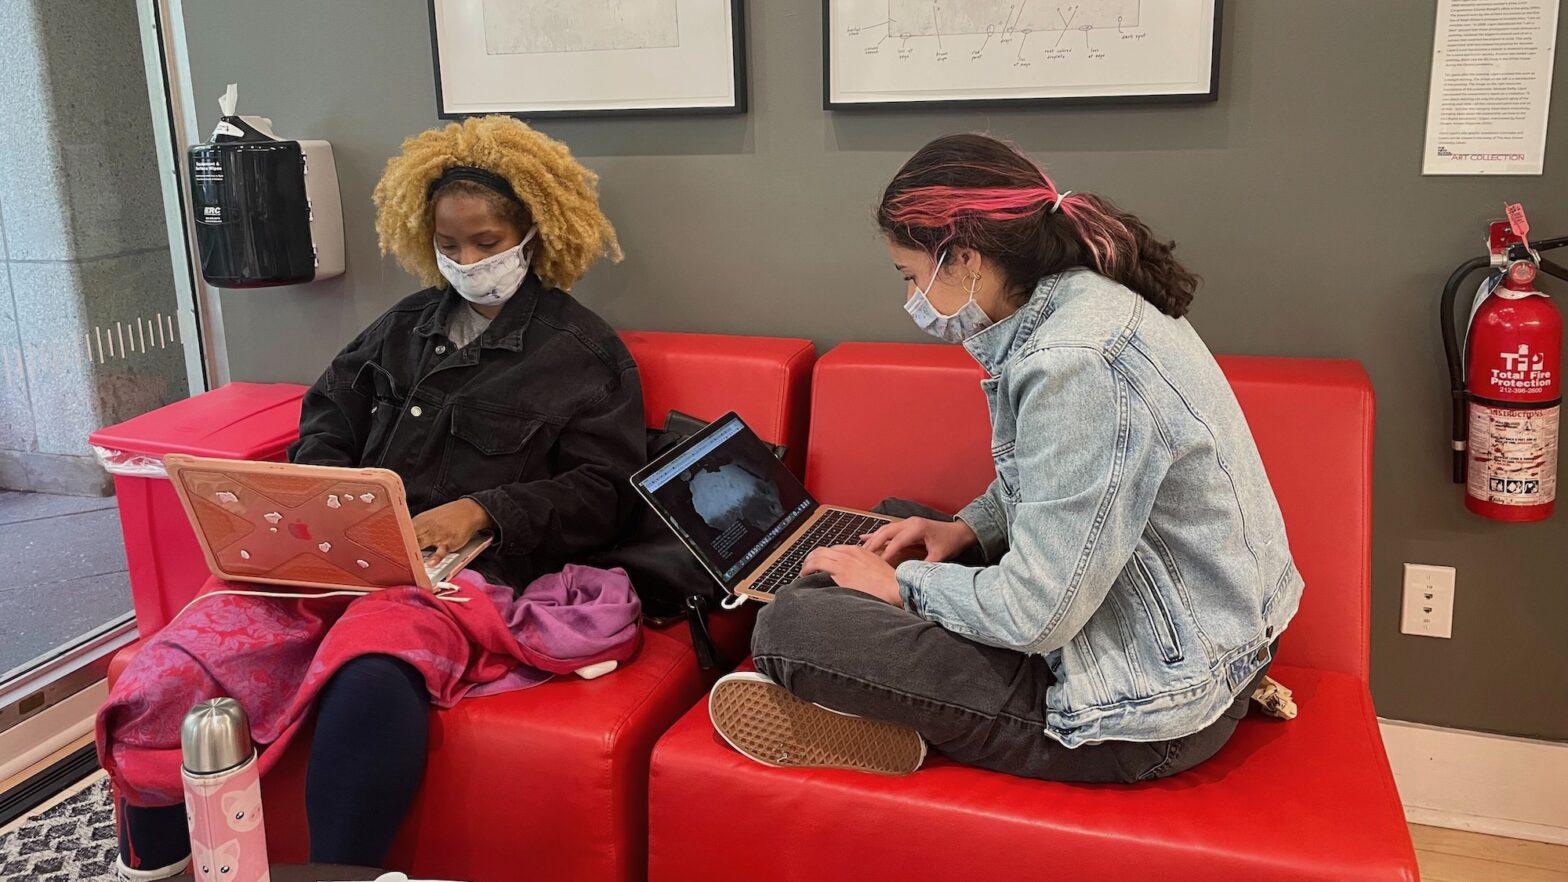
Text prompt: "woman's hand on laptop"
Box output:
[[801, 547, 901, 607], [413, 498, 494, 561], [861, 518, 977, 564]]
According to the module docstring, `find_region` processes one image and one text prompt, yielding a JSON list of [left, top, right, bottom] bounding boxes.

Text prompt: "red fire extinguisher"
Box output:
[[1441, 204, 1567, 522]]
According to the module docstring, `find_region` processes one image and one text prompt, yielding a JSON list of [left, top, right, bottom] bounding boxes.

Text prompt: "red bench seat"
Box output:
[[647, 343, 1417, 882]]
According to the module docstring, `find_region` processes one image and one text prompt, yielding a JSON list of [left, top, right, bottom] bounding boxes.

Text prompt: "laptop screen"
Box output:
[[634, 414, 815, 587]]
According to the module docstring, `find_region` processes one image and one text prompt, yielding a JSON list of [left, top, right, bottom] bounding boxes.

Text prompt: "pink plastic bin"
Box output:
[[88, 383, 307, 635]]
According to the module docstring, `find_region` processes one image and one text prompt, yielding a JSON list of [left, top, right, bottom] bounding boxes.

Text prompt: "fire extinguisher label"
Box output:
[[1467, 403, 1559, 505], [1489, 344, 1554, 393]]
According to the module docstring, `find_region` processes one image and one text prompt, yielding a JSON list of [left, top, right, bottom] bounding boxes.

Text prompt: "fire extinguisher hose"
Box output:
[[1534, 235, 1568, 281], [1441, 256, 1491, 484]]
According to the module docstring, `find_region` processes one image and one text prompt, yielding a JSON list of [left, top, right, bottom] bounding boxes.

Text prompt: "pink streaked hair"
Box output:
[[882, 155, 1135, 279], [877, 133, 1198, 318]]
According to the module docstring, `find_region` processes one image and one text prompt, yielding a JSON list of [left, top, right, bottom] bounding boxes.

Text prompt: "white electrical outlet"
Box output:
[[1401, 564, 1456, 638]]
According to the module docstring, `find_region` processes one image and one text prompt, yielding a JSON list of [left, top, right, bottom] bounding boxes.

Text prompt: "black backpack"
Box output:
[[587, 411, 787, 670]]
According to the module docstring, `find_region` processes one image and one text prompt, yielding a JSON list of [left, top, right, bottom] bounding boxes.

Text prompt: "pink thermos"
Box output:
[[181, 698, 272, 882]]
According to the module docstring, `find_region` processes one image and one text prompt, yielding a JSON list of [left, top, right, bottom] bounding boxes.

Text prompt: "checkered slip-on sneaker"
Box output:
[[708, 672, 926, 776]]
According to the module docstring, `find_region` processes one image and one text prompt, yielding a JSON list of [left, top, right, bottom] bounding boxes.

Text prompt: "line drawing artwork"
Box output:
[[847, 0, 1144, 57], [481, 0, 681, 55], [830, 0, 1215, 106]]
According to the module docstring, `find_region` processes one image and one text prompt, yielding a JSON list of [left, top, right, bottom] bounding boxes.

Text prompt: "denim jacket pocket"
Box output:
[[1127, 554, 1184, 663], [438, 405, 546, 492], [1085, 594, 1150, 698]]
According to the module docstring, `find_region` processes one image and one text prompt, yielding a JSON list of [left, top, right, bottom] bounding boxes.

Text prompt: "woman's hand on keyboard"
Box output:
[[801, 546, 901, 607], [860, 517, 977, 564], [413, 498, 493, 562]]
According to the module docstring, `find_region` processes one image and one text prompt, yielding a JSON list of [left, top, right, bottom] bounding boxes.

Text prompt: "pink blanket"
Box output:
[[98, 565, 641, 806]]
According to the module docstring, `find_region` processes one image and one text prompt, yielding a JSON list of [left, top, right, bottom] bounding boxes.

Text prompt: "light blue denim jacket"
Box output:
[[897, 269, 1303, 748]]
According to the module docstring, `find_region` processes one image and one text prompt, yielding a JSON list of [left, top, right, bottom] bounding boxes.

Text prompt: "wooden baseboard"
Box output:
[[0, 682, 104, 787], [1380, 718, 1568, 846]]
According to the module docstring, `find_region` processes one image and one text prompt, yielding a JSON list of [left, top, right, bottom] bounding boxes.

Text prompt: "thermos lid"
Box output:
[[181, 698, 254, 775]]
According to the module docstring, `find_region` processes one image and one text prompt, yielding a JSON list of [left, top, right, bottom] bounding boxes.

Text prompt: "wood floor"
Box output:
[[1413, 825, 1568, 881]]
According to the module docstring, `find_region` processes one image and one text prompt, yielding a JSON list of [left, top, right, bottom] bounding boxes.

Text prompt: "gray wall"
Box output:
[[182, 1, 1568, 740], [0, 0, 187, 495]]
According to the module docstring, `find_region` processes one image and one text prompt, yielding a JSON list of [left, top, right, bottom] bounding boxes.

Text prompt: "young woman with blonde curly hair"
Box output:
[[301, 114, 639, 587], [106, 116, 645, 879]]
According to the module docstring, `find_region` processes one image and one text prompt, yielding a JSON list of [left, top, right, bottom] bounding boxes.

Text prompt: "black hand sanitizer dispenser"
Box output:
[[189, 85, 344, 288]]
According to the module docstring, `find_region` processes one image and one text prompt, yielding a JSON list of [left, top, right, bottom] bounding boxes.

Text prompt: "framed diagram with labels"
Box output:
[[824, 0, 1221, 109]]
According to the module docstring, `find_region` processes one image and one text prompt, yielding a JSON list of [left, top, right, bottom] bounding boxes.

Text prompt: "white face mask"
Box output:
[[435, 226, 538, 306], [904, 251, 994, 343]]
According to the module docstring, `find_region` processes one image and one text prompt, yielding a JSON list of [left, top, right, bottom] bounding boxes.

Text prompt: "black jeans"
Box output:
[[117, 654, 429, 870], [750, 504, 1264, 783]]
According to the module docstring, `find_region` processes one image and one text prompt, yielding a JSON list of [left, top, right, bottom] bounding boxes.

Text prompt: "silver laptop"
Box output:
[[630, 412, 895, 602]]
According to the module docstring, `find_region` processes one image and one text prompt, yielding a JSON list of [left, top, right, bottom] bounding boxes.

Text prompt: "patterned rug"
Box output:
[[0, 772, 116, 881]]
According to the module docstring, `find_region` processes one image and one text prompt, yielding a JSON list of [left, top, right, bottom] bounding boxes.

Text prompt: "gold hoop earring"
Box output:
[[965, 272, 981, 297]]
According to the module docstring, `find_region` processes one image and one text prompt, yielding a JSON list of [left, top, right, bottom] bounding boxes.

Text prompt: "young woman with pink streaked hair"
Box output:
[[708, 133, 1300, 782]]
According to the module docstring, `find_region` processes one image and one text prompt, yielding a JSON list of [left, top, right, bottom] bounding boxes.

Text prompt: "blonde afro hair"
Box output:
[[372, 116, 622, 291]]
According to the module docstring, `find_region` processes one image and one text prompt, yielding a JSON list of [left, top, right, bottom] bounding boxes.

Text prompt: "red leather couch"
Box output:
[[647, 343, 1419, 881], [107, 331, 813, 882]]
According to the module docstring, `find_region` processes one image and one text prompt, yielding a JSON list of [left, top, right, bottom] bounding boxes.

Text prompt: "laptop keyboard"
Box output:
[[748, 509, 890, 596], [423, 551, 459, 582]]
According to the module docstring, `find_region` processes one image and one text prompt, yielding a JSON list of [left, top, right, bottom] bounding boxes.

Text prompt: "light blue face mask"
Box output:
[[904, 250, 994, 343]]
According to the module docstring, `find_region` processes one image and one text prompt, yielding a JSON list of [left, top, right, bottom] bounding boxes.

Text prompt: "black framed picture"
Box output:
[[429, 0, 747, 118], [823, 0, 1221, 110]]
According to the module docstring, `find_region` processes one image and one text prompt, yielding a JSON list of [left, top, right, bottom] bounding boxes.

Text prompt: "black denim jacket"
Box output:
[[288, 275, 646, 590]]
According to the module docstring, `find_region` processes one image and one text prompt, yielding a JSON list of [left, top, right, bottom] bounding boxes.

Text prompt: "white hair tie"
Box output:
[[1050, 190, 1074, 214]]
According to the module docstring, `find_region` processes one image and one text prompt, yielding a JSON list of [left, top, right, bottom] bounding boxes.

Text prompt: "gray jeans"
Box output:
[[750, 504, 1262, 783]]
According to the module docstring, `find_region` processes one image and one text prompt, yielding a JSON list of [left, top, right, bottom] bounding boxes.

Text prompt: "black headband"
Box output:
[[427, 165, 522, 204]]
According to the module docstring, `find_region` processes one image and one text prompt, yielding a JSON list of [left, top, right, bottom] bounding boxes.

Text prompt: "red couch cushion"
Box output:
[[111, 631, 704, 881], [393, 631, 708, 880], [623, 330, 816, 475], [649, 663, 1417, 882], [804, 344, 1374, 679], [1220, 356, 1374, 679], [805, 343, 990, 514]]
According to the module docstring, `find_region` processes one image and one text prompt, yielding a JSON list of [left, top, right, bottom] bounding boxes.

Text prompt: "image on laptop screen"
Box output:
[[636, 415, 814, 585]]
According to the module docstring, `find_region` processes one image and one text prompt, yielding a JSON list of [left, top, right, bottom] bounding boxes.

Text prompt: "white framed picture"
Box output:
[[824, 0, 1221, 109], [428, 0, 747, 118]]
